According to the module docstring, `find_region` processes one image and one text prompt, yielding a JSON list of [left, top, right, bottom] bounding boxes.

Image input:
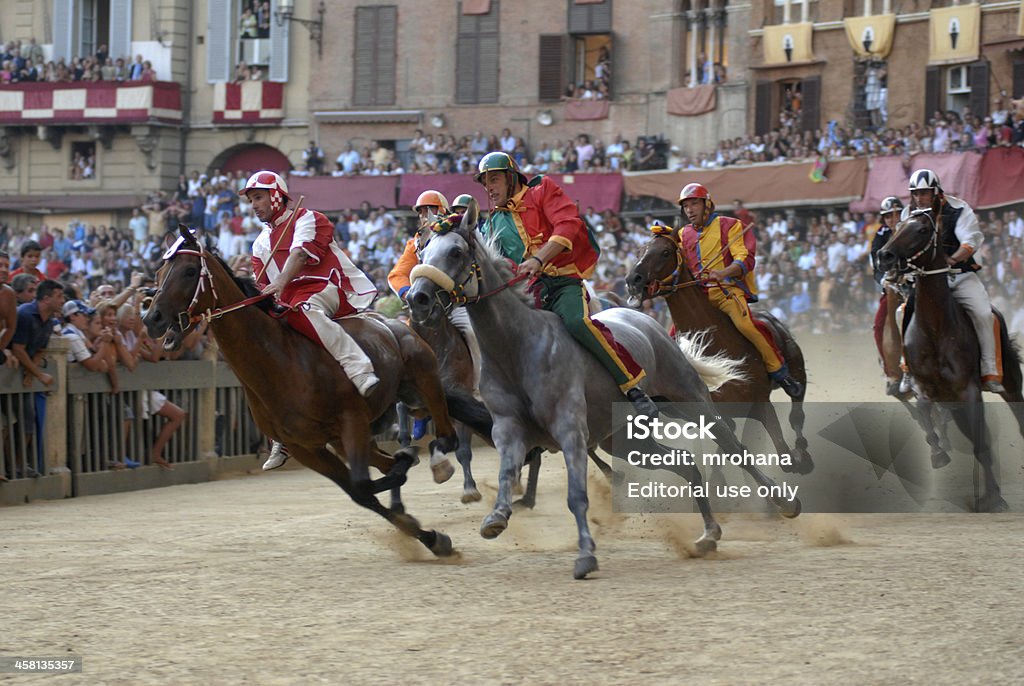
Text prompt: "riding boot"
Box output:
[[625, 387, 659, 417], [982, 379, 1006, 394], [262, 441, 290, 471]]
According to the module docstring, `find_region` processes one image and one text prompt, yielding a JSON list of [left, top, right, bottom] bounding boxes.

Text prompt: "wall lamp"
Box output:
[[275, 0, 326, 59]]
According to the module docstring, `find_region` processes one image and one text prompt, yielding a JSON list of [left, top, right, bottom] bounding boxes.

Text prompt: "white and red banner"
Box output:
[[212, 81, 283, 124], [0, 82, 181, 124]]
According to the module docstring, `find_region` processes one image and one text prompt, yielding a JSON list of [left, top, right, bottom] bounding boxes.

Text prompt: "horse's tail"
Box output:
[[676, 330, 748, 392], [445, 388, 494, 445], [995, 310, 1023, 396]]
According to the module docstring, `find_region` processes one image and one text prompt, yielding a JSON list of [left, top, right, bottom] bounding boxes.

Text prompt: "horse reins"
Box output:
[[642, 222, 754, 299], [170, 195, 309, 329]]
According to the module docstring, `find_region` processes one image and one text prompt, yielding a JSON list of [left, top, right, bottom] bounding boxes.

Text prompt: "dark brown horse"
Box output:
[[143, 226, 492, 555], [878, 208, 1024, 512], [625, 232, 812, 473]]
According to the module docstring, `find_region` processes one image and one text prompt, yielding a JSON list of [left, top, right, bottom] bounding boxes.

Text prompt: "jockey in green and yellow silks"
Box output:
[[476, 151, 658, 416], [676, 182, 803, 399]]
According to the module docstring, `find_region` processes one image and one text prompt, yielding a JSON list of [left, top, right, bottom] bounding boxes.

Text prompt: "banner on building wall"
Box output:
[[762, 23, 814, 65], [1018, 0, 1024, 37], [929, 4, 980, 64], [843, 14, 896, 59]]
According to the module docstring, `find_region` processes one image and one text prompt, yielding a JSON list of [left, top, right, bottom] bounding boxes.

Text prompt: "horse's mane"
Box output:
[[474, 231, 535, 307], [210, 252, 274, 313]]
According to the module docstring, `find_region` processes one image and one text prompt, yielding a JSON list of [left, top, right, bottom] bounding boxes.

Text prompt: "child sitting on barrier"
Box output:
[[115, 302, 186, 470]]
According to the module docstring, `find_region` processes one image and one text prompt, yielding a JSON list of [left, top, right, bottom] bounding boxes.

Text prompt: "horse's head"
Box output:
[[878, 208, 941, 273], [142, 224, 209, 350], [625, 223, 684, 308], [407, 200, 479, 325]]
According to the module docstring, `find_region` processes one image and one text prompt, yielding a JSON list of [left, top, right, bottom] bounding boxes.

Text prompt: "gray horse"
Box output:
[[406, 202, 799, 579]]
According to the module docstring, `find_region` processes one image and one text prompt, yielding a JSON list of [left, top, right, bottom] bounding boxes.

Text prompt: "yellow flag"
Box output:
[[763, 23, 814, 65], [929, 4, 980, 64], [843, 15, 896, 59]]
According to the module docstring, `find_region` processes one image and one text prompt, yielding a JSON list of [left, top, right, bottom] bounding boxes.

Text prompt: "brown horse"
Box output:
[[878, 208, 1024, 512], [143, 226, 492, 555], [625, 232, 812, 473]]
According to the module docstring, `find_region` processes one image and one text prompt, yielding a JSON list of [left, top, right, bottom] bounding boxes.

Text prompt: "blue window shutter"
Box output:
[[268, 0, 290, 82], [108, 0, 132, 63], [53, 0, 76, 62], [206, 0, 233, 83]]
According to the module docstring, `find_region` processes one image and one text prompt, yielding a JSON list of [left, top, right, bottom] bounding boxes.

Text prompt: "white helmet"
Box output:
[[908, 169, 941, 193]]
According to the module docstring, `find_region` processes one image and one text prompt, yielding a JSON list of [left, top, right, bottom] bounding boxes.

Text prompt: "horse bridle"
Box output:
[[898, 209, 952, 278], [162, 247, 270, 331], [409, 236, 531, 316], [635, 236, 714, 299]]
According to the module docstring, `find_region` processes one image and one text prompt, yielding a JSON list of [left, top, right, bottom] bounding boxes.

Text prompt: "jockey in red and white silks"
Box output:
[[243, 170, 380, 397]]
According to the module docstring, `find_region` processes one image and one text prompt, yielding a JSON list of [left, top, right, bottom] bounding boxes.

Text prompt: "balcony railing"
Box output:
[[0, 81, 182, 125], [212, 81, 284, 125]]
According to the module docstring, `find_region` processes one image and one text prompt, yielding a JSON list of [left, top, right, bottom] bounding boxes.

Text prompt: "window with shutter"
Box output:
[[353, 6, 397, 105], [53, 0, 76, 62], [800, 75, 821, 133], [924, 66, 941, 121], [568, 0, 612, 34], [539, 35, 565, 102], [456, 0, 500, 104], [108, 0, 132, 63], [968, 60, 989, 119], [268, 0, 291, 82], [755, 80, 773, 135], [206, 0, 234, 83]]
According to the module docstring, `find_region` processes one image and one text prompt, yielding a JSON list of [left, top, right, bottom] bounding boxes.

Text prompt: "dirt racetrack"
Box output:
[[3, 334, 1023, 685]]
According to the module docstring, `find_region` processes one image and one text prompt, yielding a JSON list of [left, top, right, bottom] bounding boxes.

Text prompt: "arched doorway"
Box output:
[[211, 143, 291, 176]]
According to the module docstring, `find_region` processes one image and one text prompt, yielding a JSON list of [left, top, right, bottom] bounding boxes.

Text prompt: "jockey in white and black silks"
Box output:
[[242, 170, 380, 396], [900, 168, 1005, 394]]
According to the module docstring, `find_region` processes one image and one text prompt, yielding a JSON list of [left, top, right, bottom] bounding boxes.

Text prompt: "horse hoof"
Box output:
[[430, 531, 455, 557], [781, 497, 802, 519], [480, 512, 508, 539], [431, 459, 455, 484], [931, 452, 951, 469], [694, 536, 718, 556], [395, 446, 420, 468], [511, 498, 535, 511], [573, 555, 599, 580], [461, 488, 482, 504]]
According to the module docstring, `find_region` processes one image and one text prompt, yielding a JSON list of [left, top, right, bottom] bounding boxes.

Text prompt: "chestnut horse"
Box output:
[[878, 208, 1024, 512], [625, 232, 812, 473], [143, 226, 492, 555]]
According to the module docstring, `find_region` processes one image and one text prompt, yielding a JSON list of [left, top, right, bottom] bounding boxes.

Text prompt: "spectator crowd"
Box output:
[[1, 39, 158, 85]]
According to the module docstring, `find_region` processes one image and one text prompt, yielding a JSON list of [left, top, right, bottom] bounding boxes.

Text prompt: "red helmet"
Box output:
[[678, 182, 714, 211], [414, 190, 450, 213], [241, 170, 290, 221], [242, 170, 290, 200]]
